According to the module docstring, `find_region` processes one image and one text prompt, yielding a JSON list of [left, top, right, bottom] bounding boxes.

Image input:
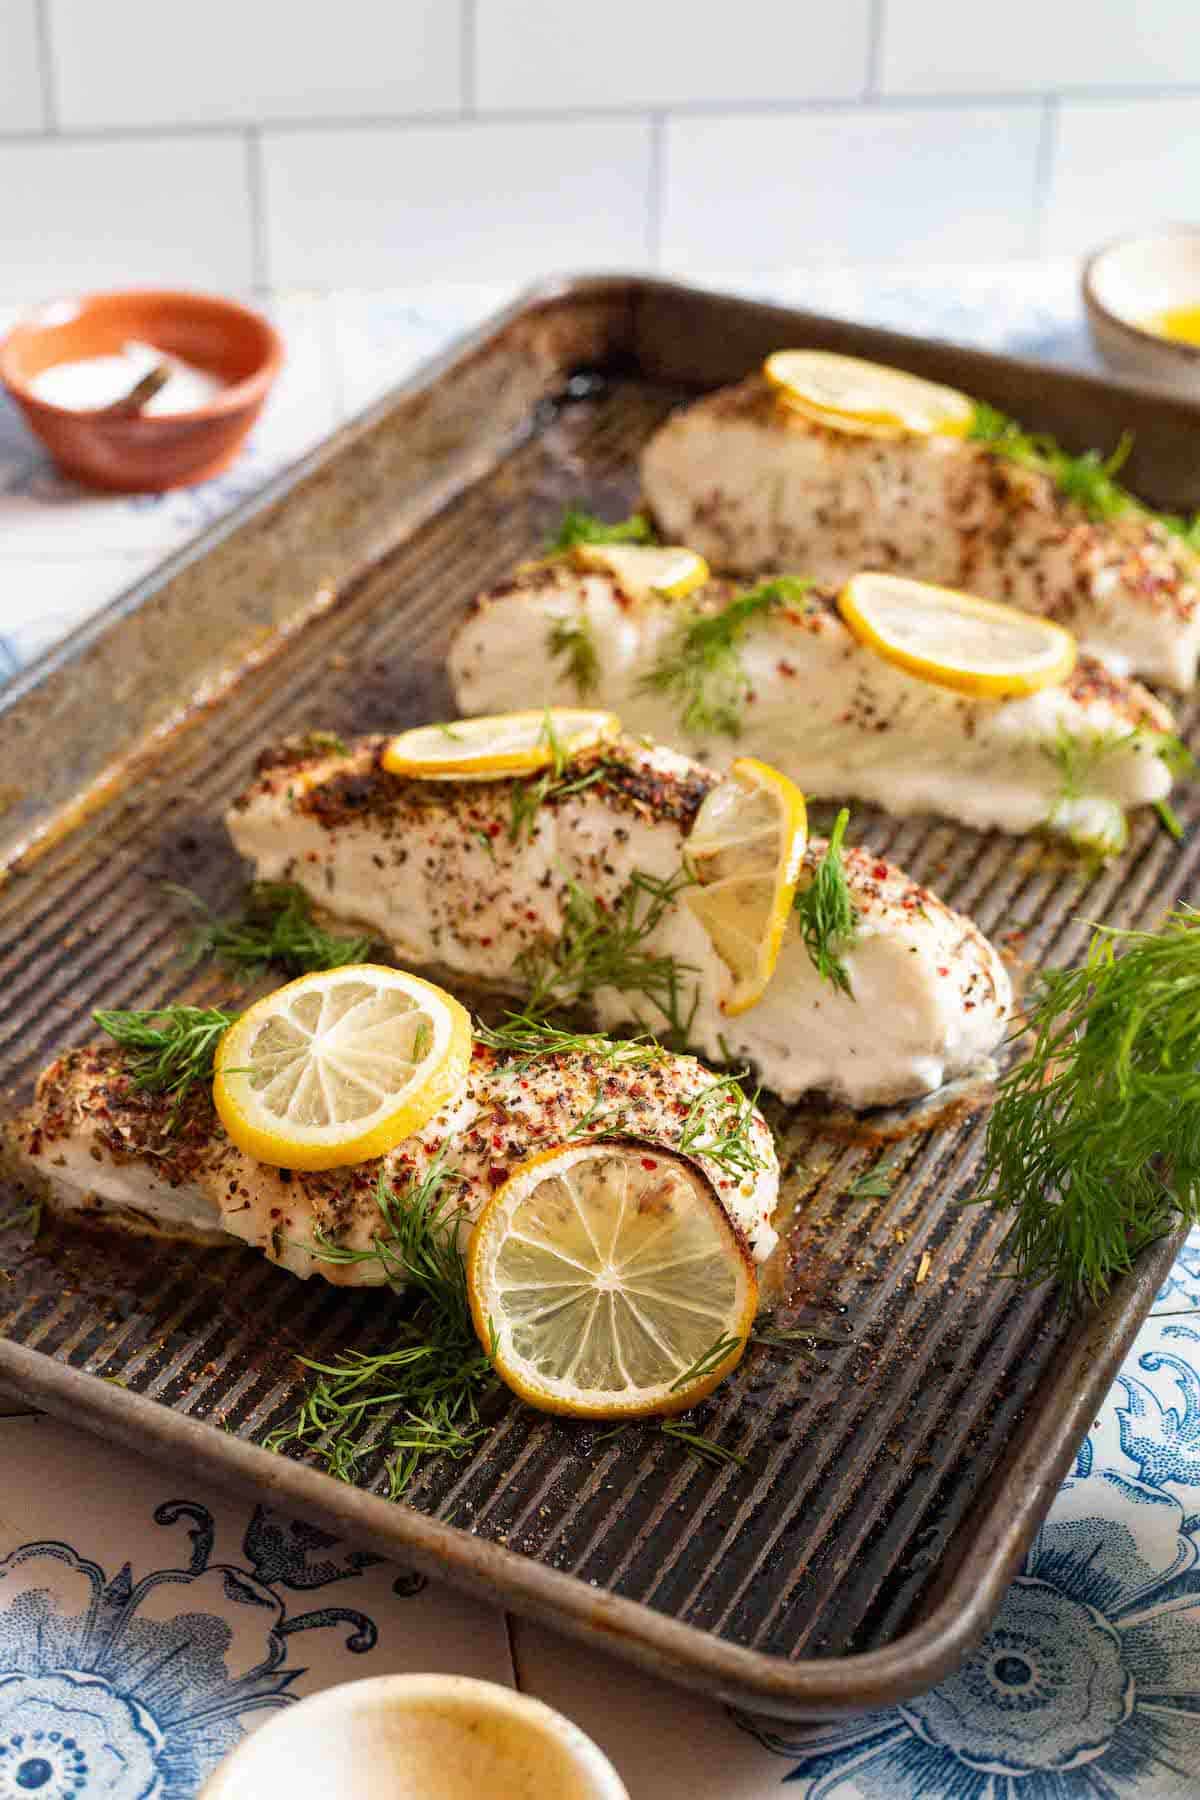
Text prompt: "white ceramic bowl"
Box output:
[[198, 1672, 630, 1800], [1083, 226, 1200, 395]]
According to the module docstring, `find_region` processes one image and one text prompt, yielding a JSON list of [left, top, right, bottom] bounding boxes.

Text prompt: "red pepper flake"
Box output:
[[488, 1164, 507, 1187], [487, 821, 502, 837], [479, 936, 493, 948], [873, 863, 889, 880], [777, 659, 797, 677], [640, 1157, 658, 1171], [937, 966, 950, 977]]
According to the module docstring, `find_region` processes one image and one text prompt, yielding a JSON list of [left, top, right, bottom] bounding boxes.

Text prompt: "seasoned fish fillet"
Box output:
[[641, 376, 1200, 691], [448, 565, 1176, 845], [16, 1037, 780, 1276], [226, 735, 1011, 1109]]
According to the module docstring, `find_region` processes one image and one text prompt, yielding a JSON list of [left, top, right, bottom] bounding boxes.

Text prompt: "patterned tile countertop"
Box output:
[[4, 263, 1200, 1799]]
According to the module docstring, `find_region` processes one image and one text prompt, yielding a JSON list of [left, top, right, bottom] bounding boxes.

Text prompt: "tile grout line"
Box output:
[[32, 0, 59, 132], [5, 83, 1200, 150]]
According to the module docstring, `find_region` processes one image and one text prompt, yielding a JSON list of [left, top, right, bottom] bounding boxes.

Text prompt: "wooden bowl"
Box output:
[[1083, 227, 1200, 396], [0, 289, 283, 492]]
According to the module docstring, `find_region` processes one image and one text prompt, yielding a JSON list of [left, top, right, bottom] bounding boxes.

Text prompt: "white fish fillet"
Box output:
[[16, 1038, 780, 1276], [640, 376, 1200, 691], [448, 565, 1176, 845], [226, 735, 1012, 1110]]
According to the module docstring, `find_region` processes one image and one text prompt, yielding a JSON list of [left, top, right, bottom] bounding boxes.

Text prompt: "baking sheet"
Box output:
[[0, 276, 1192, 1717]]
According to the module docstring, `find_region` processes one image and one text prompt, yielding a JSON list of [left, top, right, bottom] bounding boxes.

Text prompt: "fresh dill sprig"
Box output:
[[793, 808, 857, 996], [1042, 726, 1194, 858], [677, 1076, 767, 1181], [1155, 798, 1185, 842], [269, 1154, 500, 1498], [659, 1418, 748, 1468], [171, 881, 380, 977], [547, 507, 655, 552], [517, 867, 699, 1039], [0, 1195, 42, 1236], [668, 1332, 744, 1392], [474, 1012, 667, 1074], [639, 577, 812, 737], [970, 401, 1200, 544], [547, 616, 600, 697], [978, 905, 1200, 1306], [506, 720, 608, 843], [93, 1004, 239, 1115]]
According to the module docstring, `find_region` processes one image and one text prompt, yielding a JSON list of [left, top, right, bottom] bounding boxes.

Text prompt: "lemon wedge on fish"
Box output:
[[572, 541, 709, 601], [686, 756, 808, 1015], [382, 708, 621, 780], [213, 965, 471, 1171], [468, 1141, 757, 1418], [764, 350, 975, 439], [838, 572, 1077, 699]]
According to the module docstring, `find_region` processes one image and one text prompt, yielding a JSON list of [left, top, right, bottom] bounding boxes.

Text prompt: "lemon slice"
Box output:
[[685, 757, 808, 1016], [382, 709, 621, 780], [468, 1141, 757, 1418], [838, 572, 1077, 699], [764, 350, 974, 439], [213, 965, 471, 1171], [572, 542, 709, 601]]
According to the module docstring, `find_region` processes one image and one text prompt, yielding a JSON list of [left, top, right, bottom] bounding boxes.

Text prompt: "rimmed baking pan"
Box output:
[[0, 275, 1193, 1717]]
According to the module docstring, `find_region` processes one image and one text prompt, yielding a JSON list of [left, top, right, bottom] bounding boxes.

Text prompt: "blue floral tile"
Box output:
[[0, 1416, 514, 1798]]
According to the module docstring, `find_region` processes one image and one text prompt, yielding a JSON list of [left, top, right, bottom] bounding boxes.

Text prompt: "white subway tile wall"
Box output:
[[45, 0, 462, 127], [0, 1, 1195, 295], [474, 0, 873, 110], [0, 137, 255, 297], [0, 2, 45, 133], [262, 118, 653, 285], [662, 107, 1044, 267]]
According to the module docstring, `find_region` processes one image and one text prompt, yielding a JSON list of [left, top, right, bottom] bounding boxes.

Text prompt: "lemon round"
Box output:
[[764, 350, 974, 439], [838, 572, 1078, 699], [468, 1141, 757, 1419], [685, 756, 808, 1016], [382, 709, 621, 780], [213, 965, 472, 1171], [572, 542, 709, 601]]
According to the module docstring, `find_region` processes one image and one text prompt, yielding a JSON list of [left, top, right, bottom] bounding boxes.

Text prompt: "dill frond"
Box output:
[[1042, 725, 1192, 858], [517, 867, 699, 1039], [547, 616, 600, 696], [0, 1195, 42, 1235], [793, 808, 857, 995], [93, 1004, 239, 1116], [659, 1419, 748, 1468], [474, 1012, 667, 1074], [639, 577, 811, 737], [677, 1075, 768, 1182], [546, 507, 655, 552], [171, 881, 379, 977], [270, 1155, 500, 1498], [978, 906, 1200, 1306], [970, 401, 1200, 544]]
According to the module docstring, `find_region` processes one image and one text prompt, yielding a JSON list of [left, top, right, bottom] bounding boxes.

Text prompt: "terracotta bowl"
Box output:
[[1083, 227, 1200, 397], [0, 288, 283, 492]]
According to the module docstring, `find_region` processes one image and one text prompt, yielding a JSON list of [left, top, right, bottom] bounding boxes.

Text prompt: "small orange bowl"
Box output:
[[0, 289, 283, 493]]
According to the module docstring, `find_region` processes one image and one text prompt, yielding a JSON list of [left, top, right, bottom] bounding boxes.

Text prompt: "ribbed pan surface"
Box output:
[[1, 371, 1194, 1667]]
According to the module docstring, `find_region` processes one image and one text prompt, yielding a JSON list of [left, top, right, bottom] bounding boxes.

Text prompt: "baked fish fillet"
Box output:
[[226, 734, 1011, 1109], [448, 564, 1176, 848], [16, 1037, 780, 1276], [640, 375, 1200, 691]]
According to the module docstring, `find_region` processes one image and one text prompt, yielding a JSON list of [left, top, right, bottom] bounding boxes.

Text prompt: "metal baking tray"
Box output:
[[0, 275, 1193, 1719]]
